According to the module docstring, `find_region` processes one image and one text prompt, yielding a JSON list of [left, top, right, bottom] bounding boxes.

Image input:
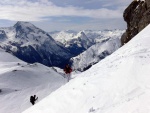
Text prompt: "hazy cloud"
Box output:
[[0, 0, 132, 31], [0, 0, 124, 21]]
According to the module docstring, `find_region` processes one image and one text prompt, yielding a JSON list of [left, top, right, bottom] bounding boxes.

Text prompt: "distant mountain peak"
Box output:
[[13, 21, 37, 30], [75, 31, 87, 39], [14, 21, 33, 26], [79, 31, 85, 35], [13, 21, 47, 39]]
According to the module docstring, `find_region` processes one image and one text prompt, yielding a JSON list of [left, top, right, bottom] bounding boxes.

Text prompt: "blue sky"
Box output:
[[0, 0, 131, 31]]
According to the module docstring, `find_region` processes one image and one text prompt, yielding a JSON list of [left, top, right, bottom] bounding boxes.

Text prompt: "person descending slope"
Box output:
[[64, 64, 72, 82], [30, 95, 38, 105]]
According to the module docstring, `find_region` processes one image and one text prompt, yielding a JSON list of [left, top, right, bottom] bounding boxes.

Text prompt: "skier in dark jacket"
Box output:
[[30, 95, 38, 105], [64, 64, 72, 82]]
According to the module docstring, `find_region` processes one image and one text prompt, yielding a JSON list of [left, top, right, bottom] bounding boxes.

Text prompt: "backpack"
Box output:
[[30, 96, 34, 102]]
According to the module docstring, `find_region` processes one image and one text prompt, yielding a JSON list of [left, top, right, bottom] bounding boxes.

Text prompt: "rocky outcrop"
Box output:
[[121, 0, 150, 45], [0, 30, 7, 40]]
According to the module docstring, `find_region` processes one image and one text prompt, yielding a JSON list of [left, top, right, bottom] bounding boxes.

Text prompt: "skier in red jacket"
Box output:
[[64, 64, 72, 82]]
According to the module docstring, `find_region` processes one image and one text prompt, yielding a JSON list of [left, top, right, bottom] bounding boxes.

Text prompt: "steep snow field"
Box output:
[[23, 24, 150, 113], [0, 49, 66, 113]]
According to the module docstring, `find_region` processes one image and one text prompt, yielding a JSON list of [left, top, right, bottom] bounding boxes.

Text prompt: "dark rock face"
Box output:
[[121, 0, 150, 45], [0, 30, 7, 40]]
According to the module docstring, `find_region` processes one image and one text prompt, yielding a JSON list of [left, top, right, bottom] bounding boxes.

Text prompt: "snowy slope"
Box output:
[[70, 37, 121, 71], [0, 22, 73, 68], [0, 49, 66, 113], [23, 24, 150, 113]]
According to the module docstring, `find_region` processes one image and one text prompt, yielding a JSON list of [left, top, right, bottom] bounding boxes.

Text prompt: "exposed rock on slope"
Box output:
[[0, 30, 7, 40], [121, 0, 150, 45]]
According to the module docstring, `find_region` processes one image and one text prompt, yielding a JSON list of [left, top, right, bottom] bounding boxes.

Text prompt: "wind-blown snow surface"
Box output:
[[0, 49, 66, 113], [70, 37, 121, 71], [23, 24, 150, 113]]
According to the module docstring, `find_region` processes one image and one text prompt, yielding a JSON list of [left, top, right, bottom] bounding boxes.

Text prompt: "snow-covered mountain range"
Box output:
[[0, 22, 124, 69], [0, 22, 73, 68], [23, 23, 150, 113], [84, 29, 124, 43], [0, 22, 123, 69], [0, 48, 66, 113], [49, 29, 124, 56], [50, 31, 93, 55], [50, 29, 123, 71]]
